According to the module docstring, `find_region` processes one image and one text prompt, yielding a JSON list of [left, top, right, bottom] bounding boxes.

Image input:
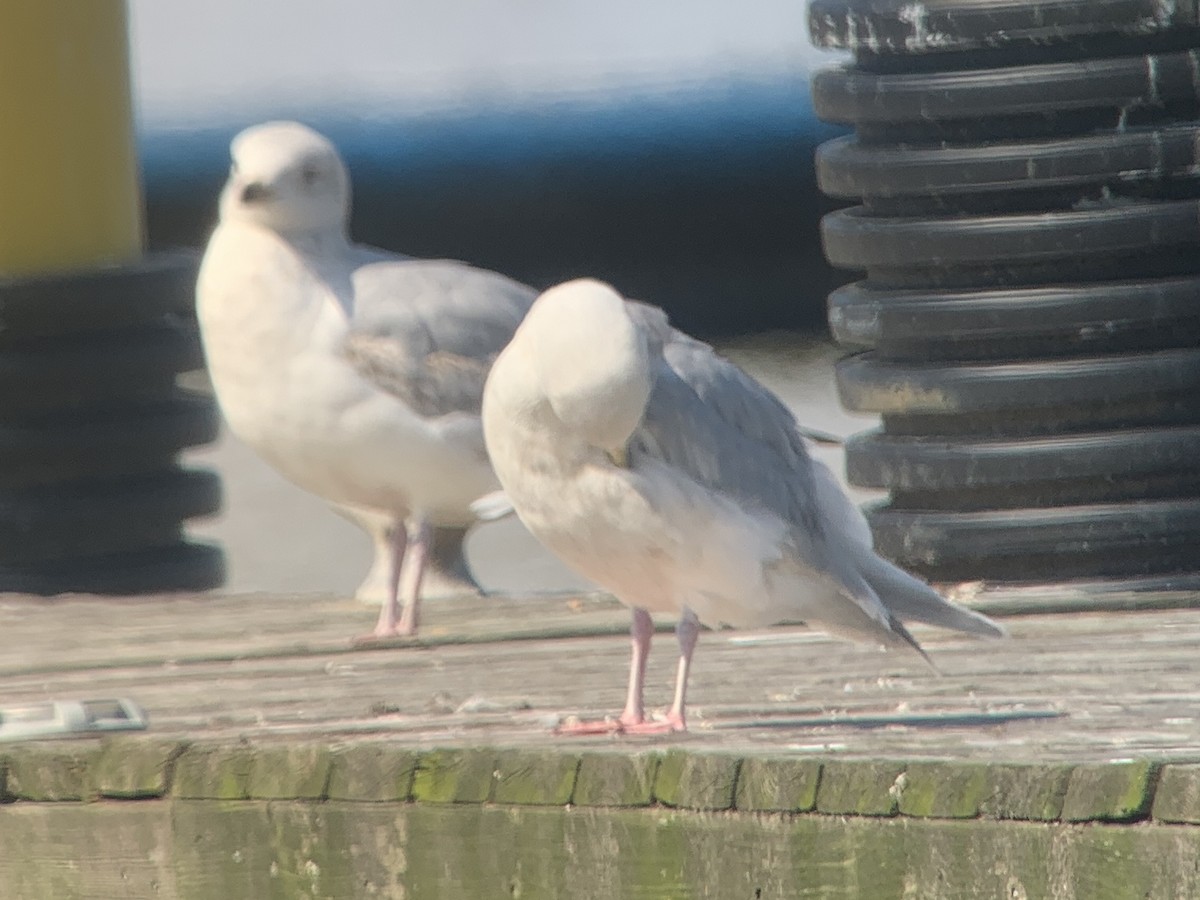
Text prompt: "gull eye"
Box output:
[[300, 163, 321, 187]]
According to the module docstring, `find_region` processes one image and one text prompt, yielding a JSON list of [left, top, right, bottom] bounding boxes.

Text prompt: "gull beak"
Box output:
[[240, 181, 271, 204]]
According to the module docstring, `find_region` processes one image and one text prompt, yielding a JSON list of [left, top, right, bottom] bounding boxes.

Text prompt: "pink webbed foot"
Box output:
[[553, 711, 687, 736], [554, 717, 625, 736], [351, 622, 417, 646], [619, 712, 687, 734]]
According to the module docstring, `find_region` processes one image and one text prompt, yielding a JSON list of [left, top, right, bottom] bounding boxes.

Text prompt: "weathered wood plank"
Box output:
[[4, 801, 1200, 899], [1061, 761, 1159, 823], [574, 751, 661, 807], [734, 756, 822, 812], [4, 592, 1200, 763], [326, 743, 418, 802], [654, 750, 741, 811]]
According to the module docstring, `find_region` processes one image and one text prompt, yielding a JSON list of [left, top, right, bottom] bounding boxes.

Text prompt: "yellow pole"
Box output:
[[0, 0, 143, 278]]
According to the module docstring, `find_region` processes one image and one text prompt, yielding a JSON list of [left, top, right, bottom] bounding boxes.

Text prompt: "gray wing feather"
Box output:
[[624, 302, 821, 534], [622, 302, 1001, 646], [339, 256, 536, 418]]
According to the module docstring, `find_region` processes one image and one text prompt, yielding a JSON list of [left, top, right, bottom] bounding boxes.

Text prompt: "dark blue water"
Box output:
[[140, 73, 850, 336]]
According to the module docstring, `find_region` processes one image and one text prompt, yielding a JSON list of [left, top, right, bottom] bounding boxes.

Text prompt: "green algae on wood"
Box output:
[[573, 751, 660, 807], [1151, 764, 1200, 824], [172, 743, 257, 800], [411, 748, 496, 804], [327, 743, 418, 802], [815, 759, 905, 816], [7, 788, 1200, 897], [245, 743, 333, 800], [1058, 822, 1200, 899], [92, 737, 187, 799], [897, 761, 990, 819], [653, 750, 740, 811], [1062, 760, 1158, 823], [3, 743, 100, 801], [734, 756, 822, 812], [492, 748, 580, 805], [980, 763, 1074, 821]]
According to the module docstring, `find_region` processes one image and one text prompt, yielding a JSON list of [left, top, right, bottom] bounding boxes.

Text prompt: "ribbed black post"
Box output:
[[0, 250, 224, 593], [810, 0, 1200, 588]]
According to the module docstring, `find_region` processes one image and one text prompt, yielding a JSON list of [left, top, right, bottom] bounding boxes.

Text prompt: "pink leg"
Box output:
[[619, 608, 654, 726], [666, 611, 700, 730], [395, 519, 431, 637], [623, 609, 698, 734], [359, 519, 406, 641], [556, 607, 653, 736]]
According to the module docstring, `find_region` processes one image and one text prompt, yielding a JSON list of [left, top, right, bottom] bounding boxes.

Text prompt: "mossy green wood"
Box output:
[[326, 744, 418, 802], [92, 737, 187, 798], [7, 804, 1200, 898], [244, 743, 333, 800], [735, 757, 822, 812], [1061, 760, 1158, 822], [1151, 764, 1200, 824], [3, 744, 100, 801], [492, 748, 580, 805], [979, 763, 1074, 821], [897, 761, 990, 818], [410, 747, 496, 803], [654, 750, 741, 810], [814, 759, 905, 816], [573, 751, 661, 807], [172, 743, 256, 800]]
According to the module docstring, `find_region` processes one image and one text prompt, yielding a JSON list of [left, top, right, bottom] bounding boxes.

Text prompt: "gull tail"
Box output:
[[861, 552, 1007, 639]]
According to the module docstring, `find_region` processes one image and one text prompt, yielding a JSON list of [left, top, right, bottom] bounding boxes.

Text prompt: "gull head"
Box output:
[[219, 121, 350, 235], [522, 279, 654, 455]]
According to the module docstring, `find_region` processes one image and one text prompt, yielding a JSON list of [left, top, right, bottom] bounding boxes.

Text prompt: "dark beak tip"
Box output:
[[241, 182, 269, 203]]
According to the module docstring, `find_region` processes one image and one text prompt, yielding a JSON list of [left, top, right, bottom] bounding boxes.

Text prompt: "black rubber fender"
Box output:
[[847, 426, 1200, 489], [0, 396, 220, 491], [0, 543, 225, 595], [0, 250, 198, 339], [0, 468, 221, 566], [821, 200, 1200, 273], [827, 276, 1200, 358], [812, 49, 1200, 125], [836, 347, 1200, 416], [816, 125, 1200, 200], [808, 0, 1194, 55], [866, 497, 1200, 581], [0, 325, 206, 414]]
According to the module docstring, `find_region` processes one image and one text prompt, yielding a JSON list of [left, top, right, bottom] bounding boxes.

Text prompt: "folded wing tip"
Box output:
[[471, 490, 515, 522]]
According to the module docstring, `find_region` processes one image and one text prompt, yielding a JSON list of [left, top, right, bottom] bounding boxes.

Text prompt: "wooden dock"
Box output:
[[3, 588, 1200, 898]]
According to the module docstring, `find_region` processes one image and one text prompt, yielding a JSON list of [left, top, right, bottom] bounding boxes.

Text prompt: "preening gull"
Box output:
[[196, 121, 535, 637], [481, 279, 1005, 733]]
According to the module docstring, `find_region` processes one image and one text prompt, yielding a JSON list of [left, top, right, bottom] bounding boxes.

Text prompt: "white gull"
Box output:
[[481, 278, 1005, 733], [196, 121, 535, 637]]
